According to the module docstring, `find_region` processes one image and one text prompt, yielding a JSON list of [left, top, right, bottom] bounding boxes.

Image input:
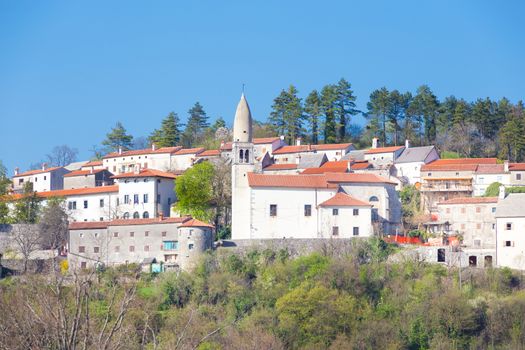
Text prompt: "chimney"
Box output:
[[372, 137, 378, 149], [90, 168, 93, 174], [41, 163, 47, 171], [152, 143, 156, 151], [504, 160, 509, 172], [347, 161, 352, 172], [14, 167, 19, 176], [405, 139, 410, 149], [118, 147, 122, 155], [295, 155, 301, 165], [296, 137, 302, 146], [499, 185, 506, 200]]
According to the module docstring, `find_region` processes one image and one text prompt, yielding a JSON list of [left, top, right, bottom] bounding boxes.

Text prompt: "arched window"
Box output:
[[369, 196, 379, 202], [123, 212, 130, 219], [142, 211, 149, 219], [244, 149, 250, 163], [239, 149, 244, 163], [133, 211, 140, 219]]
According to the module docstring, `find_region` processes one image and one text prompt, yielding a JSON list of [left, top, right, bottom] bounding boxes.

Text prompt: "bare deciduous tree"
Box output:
[[10, 224, 41, 273], [46, 145, 79, 167]]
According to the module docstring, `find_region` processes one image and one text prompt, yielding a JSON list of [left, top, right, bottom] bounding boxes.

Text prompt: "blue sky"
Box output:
[[1, 0, 524, 173]]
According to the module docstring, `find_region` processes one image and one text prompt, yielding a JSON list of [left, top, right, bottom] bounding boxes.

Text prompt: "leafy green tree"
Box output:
[[182, 102, 209, 147], [149, 112, 182, 147], [12, 182, 42, 224], [102, 122, 134, 152], [498, 103, 525, 162], [484, 182, 502, 197], [335, 78, 359, 142], [304, 90, 322, 144], [175, 161, 214, 221], [472, 97, 500, 140], [269, 85, 304, 144], [320, 84, 339, 144]]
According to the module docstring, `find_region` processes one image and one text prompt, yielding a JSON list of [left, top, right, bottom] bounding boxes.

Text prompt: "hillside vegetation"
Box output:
[[1, 238, 525, 349]]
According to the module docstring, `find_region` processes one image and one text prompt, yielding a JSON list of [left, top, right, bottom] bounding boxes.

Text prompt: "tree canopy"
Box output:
[[102, 122, 134, 151]]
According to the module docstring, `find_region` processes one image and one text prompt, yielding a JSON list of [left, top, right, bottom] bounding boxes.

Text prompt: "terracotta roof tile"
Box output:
[[319, 192, 371, 207], [13, 166, 63, 178], [264, 163, 298, 170], [421, 158, 498, 171], [196, 149, 221, 157], [324, 172, 396, 184], [109, 217, 190, 226], [254, 137, 281, 144], [351, 161, 371, 170], [248, 172, 395, 188], [82, 160, 103, 167], [475, 164, 505, 174], [509, 163, 525, 171], [364, 146, 405, 154], [64, 169, 107, 177], [174, 147, 205, 155], [103, 146, 182, 158], [438, 197, 499, 205], [179, 218, 214, 228], [69, 221, 110, 230], [112, 169, 178, 179], [36, 185, 119, 198], [273, 143, 353, 155]]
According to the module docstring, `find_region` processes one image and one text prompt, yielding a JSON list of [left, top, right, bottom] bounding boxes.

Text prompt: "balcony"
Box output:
[[420, 177, 473, 192]]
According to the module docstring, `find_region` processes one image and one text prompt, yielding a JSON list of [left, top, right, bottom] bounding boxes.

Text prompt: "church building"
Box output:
[[230, 94, 402, 240]]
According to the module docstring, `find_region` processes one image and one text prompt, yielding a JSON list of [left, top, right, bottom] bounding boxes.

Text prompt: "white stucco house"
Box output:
[[394, 144, 439, 185], [12, 165, 70, 193], [495, 190, 525, 270]]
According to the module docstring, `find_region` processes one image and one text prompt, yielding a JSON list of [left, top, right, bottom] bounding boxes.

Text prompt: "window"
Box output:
[[79, 233, 84, 238], [492, 223, 496, 230], [124, 195, 130, 204], [78, 246, 85, 253], [133, 212, 140, 219], [143, 194, 148, 203], [129, 246, 135, 252], [113, 232, 119, 237], [427, 173, 432, 176], [369, 196, 379, 202], [143, 211, 149, 218], [505, 241, 513, 247], [83, 200, 88, 209], [162, 231, 167, 237], [332, 226, 339, 236], [353, 227, 359, 236], [134, 194, 139, 204], [270, 204, 277, 217], [506, 222, 513, 230], [34, 177, 37, 182], [144, 245, 150, 252], [114, 245, 120, 253], [353, 209, 359, 216], [99, 217, 104, 221], [44, 176, 47, 180], [123, 212, 130, 219], [99, 199, 104, 207], [474, 239, 481, 247], [492, 207, 496, 213], [456, 172, 460, 176], [68, 201, 77, 210], [81, 262, 87, 269], [446, 208, 451, 214], [168, 197, 172, 206], [304, 205, 312, 217], [244, 149, 250, 163], [332, 208, 339, 216], [469, 256, 477, 267], [157, 194, 161, 204], [18, 179, 24, 185], [485, 256, 493, 268], [517, 174, 522, 180], [239, 149, 244, 162], [145, 231, 149, 237], [189, 243, 194, 250], [130, 232, 134, 237], [93, 247, 99, 253], [476, 207, 481, 213], [113, 166, 116, 172], [372, 209, 379, 221], [163, 241, 178, 250], [437, 248, 446, 262]]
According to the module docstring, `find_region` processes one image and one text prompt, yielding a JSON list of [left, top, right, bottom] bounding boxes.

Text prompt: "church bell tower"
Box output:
[[231, 93, 254, 240]]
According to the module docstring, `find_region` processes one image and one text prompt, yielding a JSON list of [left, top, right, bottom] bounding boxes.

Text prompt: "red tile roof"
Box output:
[[69, 221, 110, 230], [82, 160, 103, 167], [196, 149, 221, 157], [319, 192, 371, 207], [179, 218, 215, 228], [475, 164, 505, 174], [64, 169, 107, 177], [13, 166, 63, 178], [364, 146, 405, 154], [421, 158, 497, 171], [351, 161, 372, 170], [109, 217, 190, 226], [103, 146, 182, 158], [272, 143, 353, 155], [264, 163, 298, 170], [248, 172, 395, 188], [112, 169, 178, 179], [509, 163, 525, 171], [220, 138, 282, 151], [36, 185, 119, 198], [174, 147, 205, 155], [438, 197, 499, 205]]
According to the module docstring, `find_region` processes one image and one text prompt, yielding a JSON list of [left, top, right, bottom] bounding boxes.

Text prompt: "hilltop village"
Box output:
[[1, 94, 525, 273]]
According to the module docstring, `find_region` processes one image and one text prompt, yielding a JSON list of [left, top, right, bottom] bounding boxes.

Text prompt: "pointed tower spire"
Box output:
[[233, 93, 253, 143]]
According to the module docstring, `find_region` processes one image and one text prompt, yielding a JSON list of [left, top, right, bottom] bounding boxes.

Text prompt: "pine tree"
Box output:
[[269, 85, 303, 144], [387, 90, 410, 145], [182, 102, 209, 147], [159, 112, 182, 147], [335, 78, 358, 142], [366, 87, 391, 145], [320, 85, 338, 144], [102, 122, 134, 151], [411, 85, 439, 145], [499, 103, 525, 162], [304, 90, 322, 144]]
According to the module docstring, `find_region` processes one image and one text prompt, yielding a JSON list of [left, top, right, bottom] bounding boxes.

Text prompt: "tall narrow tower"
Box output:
[[231, 93, 254, 240]]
